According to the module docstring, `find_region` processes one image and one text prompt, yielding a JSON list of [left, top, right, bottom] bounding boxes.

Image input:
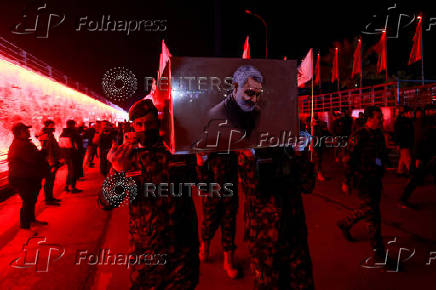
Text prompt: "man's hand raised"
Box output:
[[107, 144, 135, 173]]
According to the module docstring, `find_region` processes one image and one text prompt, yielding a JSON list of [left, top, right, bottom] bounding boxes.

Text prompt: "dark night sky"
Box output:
[[0, 0, 435, 109]]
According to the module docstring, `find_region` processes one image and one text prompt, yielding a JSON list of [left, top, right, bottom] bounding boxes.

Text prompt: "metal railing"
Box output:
[[0, 36, 125, 194], [298, 81, 436, 115], [0, 36, 122, 110]]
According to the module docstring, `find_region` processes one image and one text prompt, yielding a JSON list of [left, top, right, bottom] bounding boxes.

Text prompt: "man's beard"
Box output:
[[138, 128, 160, 147], [43, 128, 55, 134], [237, 98, 256, 112]]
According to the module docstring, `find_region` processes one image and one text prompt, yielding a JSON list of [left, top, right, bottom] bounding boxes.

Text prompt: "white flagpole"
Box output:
[[420, 17, 425, 85], [385, 30, 388, 83], [310, 48, 314, 162]]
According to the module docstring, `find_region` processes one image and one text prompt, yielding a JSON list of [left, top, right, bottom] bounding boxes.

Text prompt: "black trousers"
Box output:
[[75, 150, 85, 178], [401, 157, 436, 202], [315, 147, 324, 173], [43, 167, 58, 200], [65, 155, 77, 188], [339, 175, 384, 252], [10, 177, 41, 228], [87, 145, 96, 164], [99, 148, 111, 177]]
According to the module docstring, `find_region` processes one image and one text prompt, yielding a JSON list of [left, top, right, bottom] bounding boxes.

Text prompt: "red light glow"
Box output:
[[0, 55, 128, 170]]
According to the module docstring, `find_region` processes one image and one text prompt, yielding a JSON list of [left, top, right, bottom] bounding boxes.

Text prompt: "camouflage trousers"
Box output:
[[250, 240, 314, 290], [130, 247, 199, 290], [201, 194, 238, 251], [339, 176, 384, 251], [248, 194, 314, 290], [401, 157, 436, 202]]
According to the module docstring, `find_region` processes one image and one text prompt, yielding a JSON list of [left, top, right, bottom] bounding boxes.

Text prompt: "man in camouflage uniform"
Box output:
[[239, 146, 316, 290], [107, 99, 199, 289], [337, 106, 388, 259], [196, 152, 239, 278]]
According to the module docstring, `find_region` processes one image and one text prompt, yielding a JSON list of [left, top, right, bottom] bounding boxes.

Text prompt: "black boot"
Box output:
[[337, 221, 354, 241]]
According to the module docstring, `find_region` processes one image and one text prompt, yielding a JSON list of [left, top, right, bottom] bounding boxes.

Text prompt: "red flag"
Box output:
[[314, 52, 320, 87], [154, 41, 175, 153], [352, 39, 362, 77], [409, 17, 422, 65], [145, 78, 156, 101], [158, 40, 172, 81], [242, 36, 250, 59], [331, 48, 339, 83], [297, 48, 313, 88], [375, 31, 387, 73]]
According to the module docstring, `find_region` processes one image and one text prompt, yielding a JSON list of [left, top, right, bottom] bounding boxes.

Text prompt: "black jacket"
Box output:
[[345, 127, 388, 179], [393, 116, 414, 149], [59, 127, 81, 159], [208, 95, 260, 138], [414, 117, 436, 161], [8, 138, 47, 180]]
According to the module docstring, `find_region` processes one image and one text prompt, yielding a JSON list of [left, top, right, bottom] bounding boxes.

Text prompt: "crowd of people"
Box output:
[[7, 119, 128, 228], [7, 97, 435, 289], [306, 105, 435, 196], [304, 104, 436, 267]]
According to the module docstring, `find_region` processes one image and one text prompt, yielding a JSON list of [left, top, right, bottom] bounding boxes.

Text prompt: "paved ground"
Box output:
[[0, 153, 434, 289]]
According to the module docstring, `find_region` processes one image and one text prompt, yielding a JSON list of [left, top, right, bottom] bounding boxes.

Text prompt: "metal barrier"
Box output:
[[0, 36, 122, 110], [299, 81, 436, 114], [0, 37, 125, 197], [0, 153, 13, 201]]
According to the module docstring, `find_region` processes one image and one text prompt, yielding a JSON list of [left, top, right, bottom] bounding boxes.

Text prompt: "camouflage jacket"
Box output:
[[196, 152, 239, 187], [238, 147, 315, 242], [108, 140, 199, 255], [344, 127, 388, 181]]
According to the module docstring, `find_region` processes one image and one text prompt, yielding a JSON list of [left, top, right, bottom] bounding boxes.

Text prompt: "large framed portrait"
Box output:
[[155, 57, 298, 153]]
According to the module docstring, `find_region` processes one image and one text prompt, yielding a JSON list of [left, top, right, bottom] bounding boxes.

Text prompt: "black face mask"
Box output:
[[43, 128, 55, 134], [138, 128, 160, 147]]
